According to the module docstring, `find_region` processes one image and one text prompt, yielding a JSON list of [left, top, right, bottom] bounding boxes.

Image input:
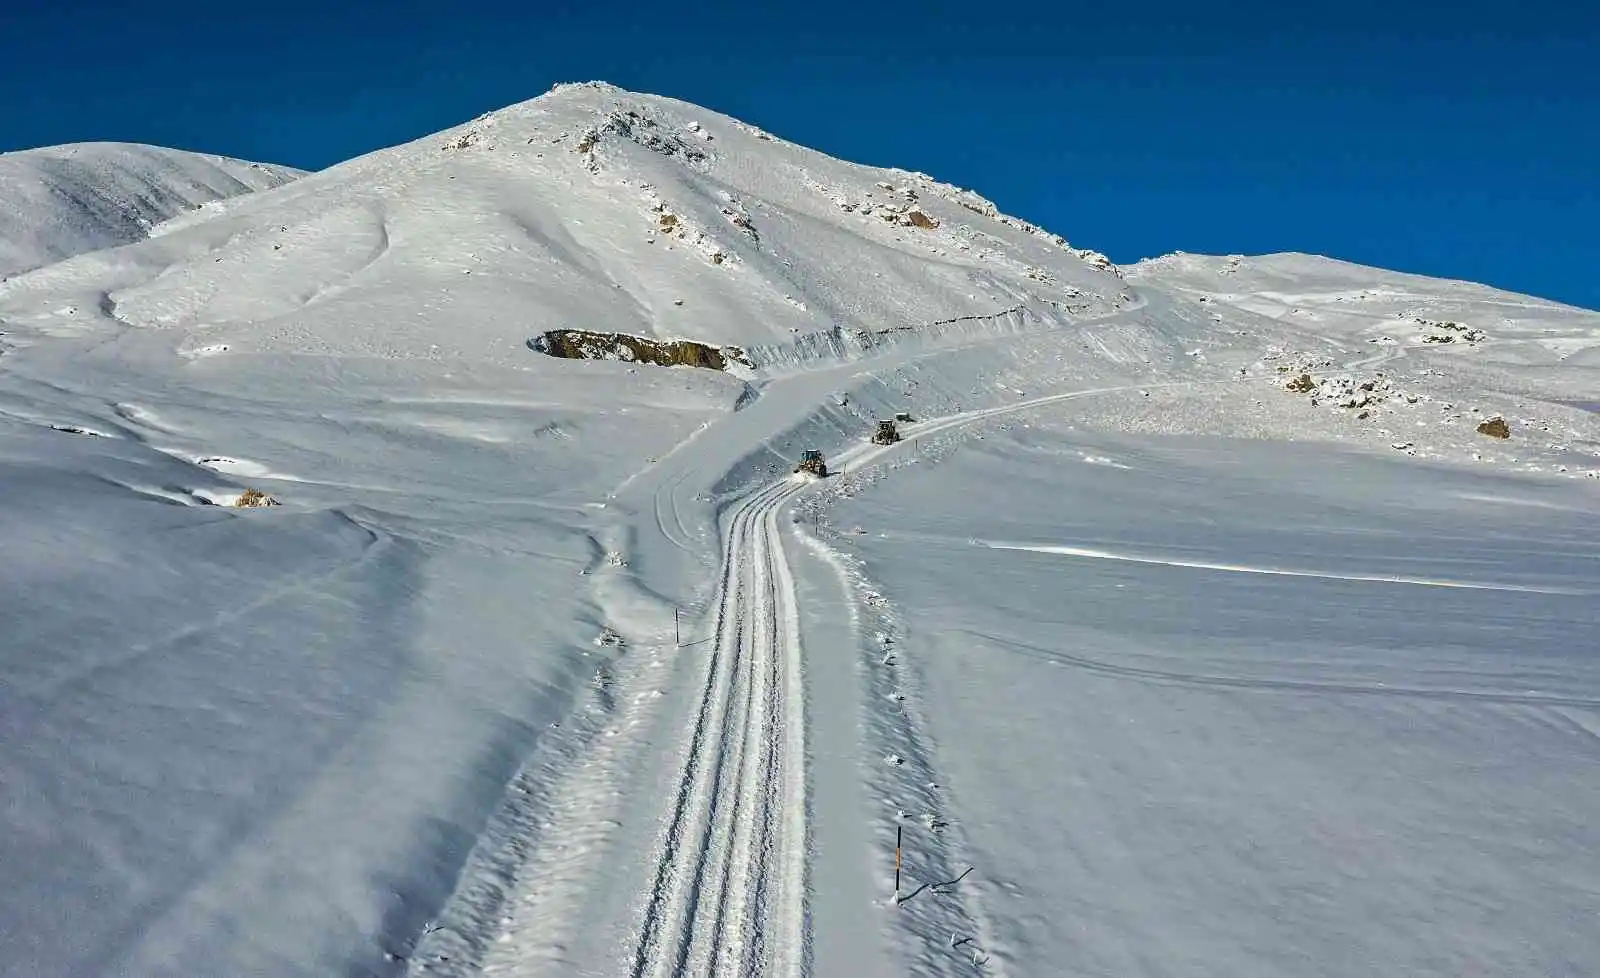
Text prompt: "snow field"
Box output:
[[2, 82, 1598, 978], [819, 416, 1600, 977]]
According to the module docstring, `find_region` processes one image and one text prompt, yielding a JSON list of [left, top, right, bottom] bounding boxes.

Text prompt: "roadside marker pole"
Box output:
[[895, 824, 902, 899], [675, 608, 680, 647]]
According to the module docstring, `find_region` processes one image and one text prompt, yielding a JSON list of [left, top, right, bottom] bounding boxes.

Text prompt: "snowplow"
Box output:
[[794, 449, 828, 478], [871, 419, 901, 445]]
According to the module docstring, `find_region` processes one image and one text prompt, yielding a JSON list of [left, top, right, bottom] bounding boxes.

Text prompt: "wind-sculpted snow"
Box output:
[[0, 142, 302, 278], [825, 423, 1600, 976], [2, 82, 1599, 978]]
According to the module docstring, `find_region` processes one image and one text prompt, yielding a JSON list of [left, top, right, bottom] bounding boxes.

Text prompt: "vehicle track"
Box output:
[[628, 479, 808, 978], [624, 377, 1256, 978], [439, 364, 1280, 978], [653, 466, 699, 553], [407, 297, 1426, 977], [412, 375, 1192, 977], [625, 378, 1225, 977]]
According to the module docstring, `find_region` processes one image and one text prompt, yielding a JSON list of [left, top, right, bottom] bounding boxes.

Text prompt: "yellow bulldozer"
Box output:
[[794, 449, 828, 477]]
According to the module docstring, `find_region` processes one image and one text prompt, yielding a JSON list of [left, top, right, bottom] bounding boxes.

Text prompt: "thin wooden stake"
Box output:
[[895, 824, 902, 898], [674, 608, 680, 647]]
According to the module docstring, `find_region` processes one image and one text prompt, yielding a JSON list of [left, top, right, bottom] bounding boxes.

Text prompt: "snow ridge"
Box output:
[[0, 142, 302, 277]]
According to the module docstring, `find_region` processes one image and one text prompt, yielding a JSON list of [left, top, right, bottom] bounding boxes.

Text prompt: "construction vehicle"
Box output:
[[871, 419, 901, 445], [795, 449, 828, 477]]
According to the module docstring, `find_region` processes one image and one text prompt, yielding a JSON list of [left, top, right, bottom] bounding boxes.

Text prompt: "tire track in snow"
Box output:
[[628, 478, 808, 978], [422, 492, 761, 977], [416, 376, 1236, 976], [413, 373, 1230, 976], [412, 333, 1420, 974], [693, 513, 772, 974], [416, 478, 808, 978], [788, 377, 1278, 974], [651, 466, 698, 553], [628, 487, 762, 977]]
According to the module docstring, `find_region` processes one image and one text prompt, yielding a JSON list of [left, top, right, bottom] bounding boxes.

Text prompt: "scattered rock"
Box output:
[[722, 206, 758, 241], [234, 488, 279, 508], [596, 109, 710, 167], [50, 424, 107, 437], [1477, 416, 1511, 439], [1076, 249, 1116, 273], [1417, 318, 1486, 345], [957, 196, 998, 218]]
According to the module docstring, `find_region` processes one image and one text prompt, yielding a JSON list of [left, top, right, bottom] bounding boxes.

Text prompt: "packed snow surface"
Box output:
[[1, 82, 1597, 977]]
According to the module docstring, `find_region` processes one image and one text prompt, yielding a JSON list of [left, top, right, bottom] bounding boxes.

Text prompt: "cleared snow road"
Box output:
[[409, 367, 1214, 977], [622, 377, 1211, 977], [627, 480, 808, 978]]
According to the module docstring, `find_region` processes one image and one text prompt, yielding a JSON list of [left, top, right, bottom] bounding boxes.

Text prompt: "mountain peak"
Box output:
[[0, 84, 1132, 362]]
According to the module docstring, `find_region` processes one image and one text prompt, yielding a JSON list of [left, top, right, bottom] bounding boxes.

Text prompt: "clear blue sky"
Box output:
[[4, 0, 1596, 308]]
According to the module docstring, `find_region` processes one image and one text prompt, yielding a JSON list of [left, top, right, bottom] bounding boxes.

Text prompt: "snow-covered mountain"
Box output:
[[0, 142, 303, 278], [1, 83, 1597, 978], [0, 82, 1128, 363]]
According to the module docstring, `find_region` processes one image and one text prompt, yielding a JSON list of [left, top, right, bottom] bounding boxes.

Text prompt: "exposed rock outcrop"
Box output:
[[530, 329, 752, 371], [1476, 416, 1511, 439]]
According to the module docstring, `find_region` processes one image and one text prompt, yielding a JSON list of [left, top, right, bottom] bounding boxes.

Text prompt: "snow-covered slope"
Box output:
[[0, 142, 303, 278], [1, 83, 1596, 978], [0, 82, 1128, 358], [1132, 250, 1600, 370], [825, 423, 1600, 977]]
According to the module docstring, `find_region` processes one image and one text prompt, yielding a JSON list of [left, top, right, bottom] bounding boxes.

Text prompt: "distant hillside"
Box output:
[[0, 142, 303, 277]]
